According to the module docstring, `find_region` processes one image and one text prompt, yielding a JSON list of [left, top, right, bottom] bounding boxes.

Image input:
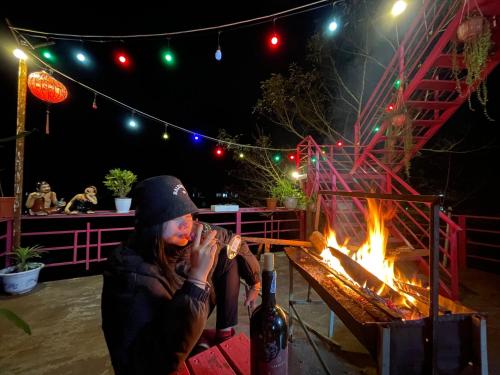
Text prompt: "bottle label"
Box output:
[[252, 343, 288, 375], [270, 271, 276, 294]]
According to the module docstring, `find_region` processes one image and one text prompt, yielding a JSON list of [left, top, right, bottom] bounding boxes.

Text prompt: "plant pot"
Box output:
[[390, 113, 409, 127], [265, 198, 278, 210], [0, 197, 15, 218], [0, 263, 44, 294], [115, 198, 132, 213], [283, 197, 298, 209], [457, 15, 484, 42]]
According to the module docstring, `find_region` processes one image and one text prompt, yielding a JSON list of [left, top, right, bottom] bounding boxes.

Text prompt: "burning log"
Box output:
[[308, 231, 425, 320], [309, 232, 409, 320], [286, 247, 394, 322]]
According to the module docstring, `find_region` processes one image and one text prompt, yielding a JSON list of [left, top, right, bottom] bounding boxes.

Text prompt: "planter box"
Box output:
[[0, 197, 15, 218]]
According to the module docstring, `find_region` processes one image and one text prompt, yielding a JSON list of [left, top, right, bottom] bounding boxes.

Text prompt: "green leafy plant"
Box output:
[[270, 178, 305, 203], [103, 168, 137, 198], [0, 308, 31, 334], [9, 245, 45, 272], [452, 14, 493, 120]]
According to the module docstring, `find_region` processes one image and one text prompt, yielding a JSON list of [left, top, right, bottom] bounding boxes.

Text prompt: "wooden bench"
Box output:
[[172, 332, 250, 375]]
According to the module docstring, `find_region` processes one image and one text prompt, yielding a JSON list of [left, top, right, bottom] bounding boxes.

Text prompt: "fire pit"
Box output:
[[285, 191, 488, 375]]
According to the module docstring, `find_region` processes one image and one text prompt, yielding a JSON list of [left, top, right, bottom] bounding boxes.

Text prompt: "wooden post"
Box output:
[[13, 57, 28, 248]]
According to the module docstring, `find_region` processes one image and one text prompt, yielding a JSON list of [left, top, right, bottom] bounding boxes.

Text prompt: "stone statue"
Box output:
[[65, 186, 98, 214], [25, 181, 65, 215]]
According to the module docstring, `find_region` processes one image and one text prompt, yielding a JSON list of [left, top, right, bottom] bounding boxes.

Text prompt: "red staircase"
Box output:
[[297, 0, 500, 300]]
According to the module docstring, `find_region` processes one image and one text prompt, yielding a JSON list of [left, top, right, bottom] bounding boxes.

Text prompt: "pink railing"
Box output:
[[298, 136, 461, 299], [0, 208, 305, 270], [456, 214, 500, 269]]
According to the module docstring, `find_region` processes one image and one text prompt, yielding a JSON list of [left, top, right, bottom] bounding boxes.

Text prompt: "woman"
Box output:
[[101, 175, 261, 374]]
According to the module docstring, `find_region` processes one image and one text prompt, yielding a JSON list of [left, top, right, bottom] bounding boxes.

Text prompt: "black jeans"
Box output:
[[211, 249, 240, 329]]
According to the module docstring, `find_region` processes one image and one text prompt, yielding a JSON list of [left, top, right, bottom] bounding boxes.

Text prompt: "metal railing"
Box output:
[[456, 214, 500, 269], [297, 136, 461, 299], [0, 208, 305, 270]]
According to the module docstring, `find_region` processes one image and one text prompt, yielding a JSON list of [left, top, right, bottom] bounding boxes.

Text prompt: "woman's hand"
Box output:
[[188, 222, 218, 285], [244, 282, 261, 309]]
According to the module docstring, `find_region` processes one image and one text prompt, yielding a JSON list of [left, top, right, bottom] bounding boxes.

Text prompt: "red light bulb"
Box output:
[[336, 141, 343, 147], [115, 52, 131, 67], [387, 103, 395, 112], [288, 154, 295, 160], [270, 33, 280, 48], [215, 147, 224, 157]]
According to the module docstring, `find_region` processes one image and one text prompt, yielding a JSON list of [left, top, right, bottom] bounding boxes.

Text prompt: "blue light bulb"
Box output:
[[215, 48, 222, 61]]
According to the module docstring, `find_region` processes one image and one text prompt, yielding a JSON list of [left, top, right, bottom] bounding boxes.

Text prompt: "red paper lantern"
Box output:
[[27, 71, 68, 134], [28, 71, 68, 104]]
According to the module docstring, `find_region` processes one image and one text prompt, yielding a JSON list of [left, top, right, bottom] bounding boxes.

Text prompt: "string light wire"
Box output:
[[10, 1, 332, 42], [24, 49, 295, 151]]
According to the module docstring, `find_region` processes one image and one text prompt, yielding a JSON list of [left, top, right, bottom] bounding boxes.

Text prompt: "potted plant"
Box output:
[[270, 178, 305, 209], [452, 10, 493, 119], [0, 245, 45, 294], [103, 168, 137, 213]]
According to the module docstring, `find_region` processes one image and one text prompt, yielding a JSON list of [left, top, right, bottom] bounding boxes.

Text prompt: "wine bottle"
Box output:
[[250, 253, 288, 375]]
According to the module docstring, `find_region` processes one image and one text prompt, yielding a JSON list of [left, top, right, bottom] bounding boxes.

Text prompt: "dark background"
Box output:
[[1, 3, 499, 214]]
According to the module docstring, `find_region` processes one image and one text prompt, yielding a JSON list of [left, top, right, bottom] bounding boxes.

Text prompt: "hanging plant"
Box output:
[[452, 10, 493, 120], [384, 85, 413, 178]]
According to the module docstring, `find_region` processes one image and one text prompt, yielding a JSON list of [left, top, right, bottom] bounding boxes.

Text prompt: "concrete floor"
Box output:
[[0, 252, 498, 374]]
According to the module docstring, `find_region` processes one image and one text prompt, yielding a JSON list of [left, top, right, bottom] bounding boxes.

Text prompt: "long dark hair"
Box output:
[[128, 223, 173, 281]]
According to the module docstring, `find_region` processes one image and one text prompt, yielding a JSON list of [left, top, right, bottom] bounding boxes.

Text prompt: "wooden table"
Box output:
[[172, 332, 250, 375]]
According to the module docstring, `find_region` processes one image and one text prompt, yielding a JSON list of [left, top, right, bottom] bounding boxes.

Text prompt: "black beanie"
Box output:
[[133, 175, 198, 226]]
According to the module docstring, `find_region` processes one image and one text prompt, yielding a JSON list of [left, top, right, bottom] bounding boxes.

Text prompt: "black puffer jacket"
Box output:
[[101, 225, 260, 374]]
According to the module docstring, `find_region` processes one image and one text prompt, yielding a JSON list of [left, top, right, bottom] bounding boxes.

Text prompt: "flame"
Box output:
[[321, 199, 421, 305]]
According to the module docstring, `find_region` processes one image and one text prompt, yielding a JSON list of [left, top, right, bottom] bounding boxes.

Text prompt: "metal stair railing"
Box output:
[[298, 137, 461, 299]]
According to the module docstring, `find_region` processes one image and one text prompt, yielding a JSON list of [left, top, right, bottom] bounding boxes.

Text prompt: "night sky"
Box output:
[[1, 3, 499, 214]]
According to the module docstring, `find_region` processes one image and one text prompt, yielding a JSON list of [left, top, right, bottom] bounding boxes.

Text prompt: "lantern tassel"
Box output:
[[45, 107, 50, 135]]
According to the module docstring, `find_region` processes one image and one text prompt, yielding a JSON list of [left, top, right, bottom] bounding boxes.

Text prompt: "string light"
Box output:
[[328, 21, 338, 32], [215, 31, 222, 61], [162, 124, 169, 140], [288, 153, 295, 161], [239, 152, 245, 159], [92, 93, 98, 110], [273, 154, 282, 162], [19, 49, 306, 152], [391, 1, 408, 17], [75, 52, 87, 62], [115, 52, 130, 67], [311, 156, 317, 163], [269, 18, 280, 48], [128, 111, 137, 128], [215, 146, 224, 157], [9, 1, 332, 42], [162, 38, 175, 66], [41, 50, 55, 61], [13, 48, 27, 60], [336, 141, 343, 147], [393, 79, 401, 89]]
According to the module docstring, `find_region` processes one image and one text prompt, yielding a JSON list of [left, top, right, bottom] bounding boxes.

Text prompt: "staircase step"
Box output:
[[413, 119, 441, 127], [433, 54, 464, 69], [415, 79, 460, 91], [406, 100, 458, 110]]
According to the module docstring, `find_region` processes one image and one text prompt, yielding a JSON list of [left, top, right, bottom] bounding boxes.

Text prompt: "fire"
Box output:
[[321, 199, 421, 303]]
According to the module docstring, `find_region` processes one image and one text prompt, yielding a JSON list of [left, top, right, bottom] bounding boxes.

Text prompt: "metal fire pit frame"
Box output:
[[318, 191, 442, 371], [286, 247, 488, 374], [284, 190, 488, 374]]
